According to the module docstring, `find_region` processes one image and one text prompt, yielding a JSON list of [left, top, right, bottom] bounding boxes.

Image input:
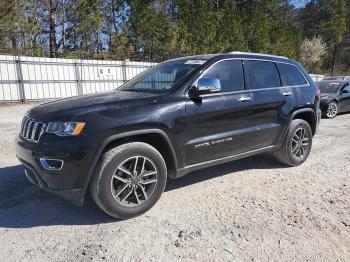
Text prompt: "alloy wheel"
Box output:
[[291, 127, 310, 158], [110, 156, 158, 207], [327, 102, 338, 118]]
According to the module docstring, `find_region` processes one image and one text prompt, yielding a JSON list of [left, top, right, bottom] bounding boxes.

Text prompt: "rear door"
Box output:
[[184, 59, 256, 166], [244, 60, 298, 148]]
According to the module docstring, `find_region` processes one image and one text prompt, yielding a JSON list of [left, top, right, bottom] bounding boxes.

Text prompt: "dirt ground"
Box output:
[[0, 103, 349, 262]]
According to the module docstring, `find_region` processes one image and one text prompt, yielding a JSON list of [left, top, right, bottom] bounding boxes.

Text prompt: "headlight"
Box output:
[[46, 122, 85, 137]]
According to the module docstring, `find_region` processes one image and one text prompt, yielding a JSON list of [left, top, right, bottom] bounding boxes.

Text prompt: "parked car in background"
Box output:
[[317, 80, 350, 118], [16, 52, 321, 219]]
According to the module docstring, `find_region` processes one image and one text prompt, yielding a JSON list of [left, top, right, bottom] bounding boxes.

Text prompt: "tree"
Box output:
[[300, 36, 327, 71], [48, 0, 58, 57], [0, 0, 41, 55], [318, 0, 347, 75], [0, 0, 349, 75], [127, 0, 178, 61], [107, 32, 135, 60], [300, 0, 348, 74]]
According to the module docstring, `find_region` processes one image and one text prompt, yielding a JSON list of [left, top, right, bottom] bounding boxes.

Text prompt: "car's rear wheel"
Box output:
[[90, 142, 167, 219], [326, 101, 338, 118], [274, 119, 312, 167]]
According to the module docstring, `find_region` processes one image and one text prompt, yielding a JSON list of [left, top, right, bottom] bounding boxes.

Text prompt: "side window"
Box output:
[[342, 83, 350, 92], [276, 63, 307, 86], [202, 60, 244, 92], [245, 60, 281, 89]]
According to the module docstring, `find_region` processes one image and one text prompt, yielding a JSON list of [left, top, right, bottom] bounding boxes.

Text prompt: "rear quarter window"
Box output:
[[276, 63, 307, 86]]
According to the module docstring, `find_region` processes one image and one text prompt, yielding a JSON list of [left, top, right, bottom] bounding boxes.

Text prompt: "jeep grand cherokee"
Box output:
[[16, 52, 321, 218]]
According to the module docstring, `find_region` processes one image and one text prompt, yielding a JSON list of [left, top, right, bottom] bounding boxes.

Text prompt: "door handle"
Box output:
[[283, 91, 293, 96], [237, 96, 251, 102]]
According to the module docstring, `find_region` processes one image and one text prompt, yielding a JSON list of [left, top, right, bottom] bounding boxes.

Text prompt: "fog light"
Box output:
[[40, 158, 64, 170]]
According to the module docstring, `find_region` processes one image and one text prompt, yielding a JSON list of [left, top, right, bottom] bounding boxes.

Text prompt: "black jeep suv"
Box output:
[[16, 52, 321, 219]]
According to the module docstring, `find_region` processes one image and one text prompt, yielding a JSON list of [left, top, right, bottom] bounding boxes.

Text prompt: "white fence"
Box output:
[[309, 74, 325, 82], [0, 55, 156, 102]]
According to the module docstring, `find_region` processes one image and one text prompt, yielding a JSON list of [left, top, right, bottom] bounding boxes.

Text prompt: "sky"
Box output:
[[292, 0, 311, 8]]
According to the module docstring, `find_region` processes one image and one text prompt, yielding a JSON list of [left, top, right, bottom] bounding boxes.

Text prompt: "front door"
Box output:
[[183, 59, 256, 166], [339, 83, 350, 112]]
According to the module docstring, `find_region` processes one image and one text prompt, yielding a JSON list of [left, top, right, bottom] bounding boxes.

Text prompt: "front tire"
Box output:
[[90, 142, 167, 219], [274, 119, 313, 167], [325, 101, 338, 118]]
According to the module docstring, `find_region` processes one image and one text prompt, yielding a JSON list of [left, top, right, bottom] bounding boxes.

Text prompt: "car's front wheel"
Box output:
[[90, 142, 167, 219], [274, 119, 313, 167]]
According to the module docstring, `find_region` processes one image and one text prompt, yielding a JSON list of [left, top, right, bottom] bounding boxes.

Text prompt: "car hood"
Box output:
[[320, 93, 337, 100], [28, 91, 160, 120]]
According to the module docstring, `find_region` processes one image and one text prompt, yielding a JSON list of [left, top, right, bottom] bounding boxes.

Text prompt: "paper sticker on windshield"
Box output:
[[185, 60, 206, 65]]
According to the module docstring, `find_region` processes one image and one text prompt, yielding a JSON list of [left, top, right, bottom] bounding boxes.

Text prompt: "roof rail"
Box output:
[[229, 51, 288, 60]]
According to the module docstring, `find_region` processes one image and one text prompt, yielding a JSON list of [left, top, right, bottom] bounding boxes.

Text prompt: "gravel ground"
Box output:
[[0, 103, 349, 262]]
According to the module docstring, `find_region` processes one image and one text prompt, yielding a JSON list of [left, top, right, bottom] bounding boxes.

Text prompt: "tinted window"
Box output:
[[277, 63, 307, 86], [342, 83, 350, 92], [317, 81, 342, 93], [246, 60, 281, 89], [202, 60, 244, 92], [119, 59, 205, 93]]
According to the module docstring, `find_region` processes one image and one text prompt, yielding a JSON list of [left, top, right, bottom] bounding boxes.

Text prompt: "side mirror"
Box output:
[[342, 89, 350, 94], [189, 77, 221, 97]]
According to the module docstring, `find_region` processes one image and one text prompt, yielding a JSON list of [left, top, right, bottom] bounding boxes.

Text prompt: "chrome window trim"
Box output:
[[185, 57, 310, 98]]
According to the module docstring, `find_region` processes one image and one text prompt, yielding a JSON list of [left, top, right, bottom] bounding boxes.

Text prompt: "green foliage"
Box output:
[[301, 0, 348, 74], [0, 0, 349, 74], [108, 33, 135, 60], [0, 0, 41, 55]]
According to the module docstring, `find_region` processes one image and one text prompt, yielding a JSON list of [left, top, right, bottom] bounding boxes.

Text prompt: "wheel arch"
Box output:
[[327, 99, 339, 107], [292, 108, 317, 135], [82, 129, 179, 201]]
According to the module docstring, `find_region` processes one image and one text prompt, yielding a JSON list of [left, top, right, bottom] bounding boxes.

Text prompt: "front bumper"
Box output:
[[15, 135, 95, 205], [21, 160, 84, 205]]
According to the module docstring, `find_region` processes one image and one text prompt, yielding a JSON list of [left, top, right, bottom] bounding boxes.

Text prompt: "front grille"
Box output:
[[20, 116, 46, 143]]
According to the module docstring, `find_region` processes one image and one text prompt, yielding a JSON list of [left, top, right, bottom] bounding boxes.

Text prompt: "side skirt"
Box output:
[[177, 145, 280, 178]]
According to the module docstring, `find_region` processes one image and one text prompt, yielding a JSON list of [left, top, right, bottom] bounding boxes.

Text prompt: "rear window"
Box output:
[[245, 60, 281, 89], [276, 63, 307, 86]]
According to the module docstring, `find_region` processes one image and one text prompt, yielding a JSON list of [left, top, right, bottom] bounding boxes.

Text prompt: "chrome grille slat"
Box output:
[[39, 123, 46, 140], [22, 118, 29, 136], [26, 121, 33, 138], [20, 118, 26, 135], [31, 122, 39, 140], [20, 116, 46, 143]]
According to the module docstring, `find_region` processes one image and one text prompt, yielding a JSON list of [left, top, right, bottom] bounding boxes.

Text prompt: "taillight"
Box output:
[[316, 88, 321, 98]]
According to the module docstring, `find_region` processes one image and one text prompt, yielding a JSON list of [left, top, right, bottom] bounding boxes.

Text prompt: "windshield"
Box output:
[[119, 59, 207, 93], [317, 81, 342, 93]]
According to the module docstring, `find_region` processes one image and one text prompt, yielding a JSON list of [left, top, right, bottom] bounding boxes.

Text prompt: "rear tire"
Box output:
[[90, 142, 167, 219], [274, 119, 312, 167]]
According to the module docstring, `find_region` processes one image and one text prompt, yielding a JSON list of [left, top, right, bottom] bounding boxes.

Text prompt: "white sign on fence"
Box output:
[[98, 67, 115, 77]]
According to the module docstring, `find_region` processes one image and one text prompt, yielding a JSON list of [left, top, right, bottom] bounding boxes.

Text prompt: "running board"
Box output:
[[177, 145, 279, 178]]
